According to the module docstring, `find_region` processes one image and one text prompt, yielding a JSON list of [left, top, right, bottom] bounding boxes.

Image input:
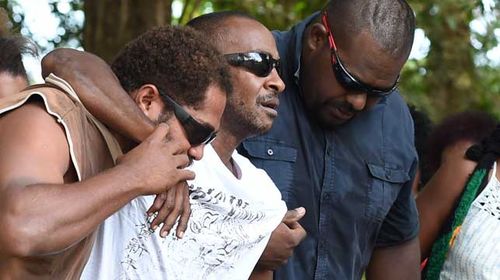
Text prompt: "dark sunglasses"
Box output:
[[160, 92, 217, 146], [321, 11, 399, 98], [224, 52, 281, 78]]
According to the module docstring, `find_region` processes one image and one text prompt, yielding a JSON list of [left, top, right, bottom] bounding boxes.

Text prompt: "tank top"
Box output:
[[0, 74, 122, 279]]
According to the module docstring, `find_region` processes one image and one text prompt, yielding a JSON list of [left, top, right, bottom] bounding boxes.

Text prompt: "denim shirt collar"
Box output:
[[282, 12, 321, 88]]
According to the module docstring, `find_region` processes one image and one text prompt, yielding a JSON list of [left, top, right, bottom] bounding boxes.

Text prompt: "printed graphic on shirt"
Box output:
[[119, 183, 268, 279], [81, 145, 286, 280]]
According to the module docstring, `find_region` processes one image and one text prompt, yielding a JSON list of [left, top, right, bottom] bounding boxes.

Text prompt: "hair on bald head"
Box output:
[[326, 0, 415, 58], [187, 11, 258, 50]]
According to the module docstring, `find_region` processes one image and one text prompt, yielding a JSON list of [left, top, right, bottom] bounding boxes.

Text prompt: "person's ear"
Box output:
[[133, 84, 164, 119], [304, 23, 328, 52]]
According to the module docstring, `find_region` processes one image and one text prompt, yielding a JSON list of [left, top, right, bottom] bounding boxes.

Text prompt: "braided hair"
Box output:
[[423, 124, 500, 279]]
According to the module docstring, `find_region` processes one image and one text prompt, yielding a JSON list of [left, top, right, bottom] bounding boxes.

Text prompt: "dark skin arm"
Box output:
[[249, 208, 306, 279], [41, 48, 190, 237], [0, 102, 193, 257], [254, 207, 307, 271], [416, 140, 477, 259], [366, 237, 420, 280], [41, 48, 155, 142]]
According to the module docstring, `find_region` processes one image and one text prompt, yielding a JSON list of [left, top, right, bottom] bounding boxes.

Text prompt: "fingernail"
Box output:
[[297, 207, 305, 215], [148, 212, 153, 217], [152, 225, 158, 231], [178, 231, 184, 239]]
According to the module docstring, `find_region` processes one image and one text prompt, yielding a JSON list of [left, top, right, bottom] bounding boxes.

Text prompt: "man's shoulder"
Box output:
[[385, 92, 412, 117], [372, 92, 414, 133]]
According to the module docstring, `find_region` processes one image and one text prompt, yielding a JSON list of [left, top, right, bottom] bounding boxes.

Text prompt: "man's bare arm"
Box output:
[[41, 48, 155, 142], [366, 237, 420, 280], [0, 102, 193, 257], [416, 141, 476, 259], [41, 48, 193, 237]]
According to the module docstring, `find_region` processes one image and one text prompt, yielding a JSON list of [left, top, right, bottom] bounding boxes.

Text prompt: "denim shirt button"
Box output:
[[267, 148, 274, 156]]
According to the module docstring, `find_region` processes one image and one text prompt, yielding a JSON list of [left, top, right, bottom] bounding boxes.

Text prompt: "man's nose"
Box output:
[[345, 93, 367, 111], [188, 144, 205, 161], [265, 68, 285, 94]]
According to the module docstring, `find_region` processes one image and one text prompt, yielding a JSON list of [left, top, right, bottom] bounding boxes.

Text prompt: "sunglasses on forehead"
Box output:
[[321, 11, 399, 98], [224, 52, 281, 78], [160, 92, 217, 146]]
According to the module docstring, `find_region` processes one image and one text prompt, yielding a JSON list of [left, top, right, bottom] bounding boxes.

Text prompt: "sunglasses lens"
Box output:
[[243, 53, 272, 77], [226, 52, 280, 78], [181, 118, 217, 146], [333, 59, 395, 97], [334, 64, 362, 91]]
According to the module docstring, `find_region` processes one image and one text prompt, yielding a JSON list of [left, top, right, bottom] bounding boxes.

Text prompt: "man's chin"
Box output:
[[316, 111, 353, 130]]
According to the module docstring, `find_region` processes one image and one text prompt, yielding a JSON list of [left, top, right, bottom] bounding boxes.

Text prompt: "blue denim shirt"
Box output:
[[239, 13, 419, 280]]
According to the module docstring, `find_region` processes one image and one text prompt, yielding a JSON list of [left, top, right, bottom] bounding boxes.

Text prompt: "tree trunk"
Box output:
[[83, 0, 172, 63]]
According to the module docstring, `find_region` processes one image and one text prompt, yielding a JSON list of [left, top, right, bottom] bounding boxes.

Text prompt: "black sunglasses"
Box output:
[[224, 52, 281, 78], [160, 92, 217, 146], [322, 11, 399, 98]]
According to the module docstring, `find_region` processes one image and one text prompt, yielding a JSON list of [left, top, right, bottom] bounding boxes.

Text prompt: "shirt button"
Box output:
[[267, 148, 274, 156]]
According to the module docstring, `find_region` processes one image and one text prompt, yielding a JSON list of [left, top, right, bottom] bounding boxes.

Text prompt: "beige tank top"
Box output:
[[0, 74, 122, 279]]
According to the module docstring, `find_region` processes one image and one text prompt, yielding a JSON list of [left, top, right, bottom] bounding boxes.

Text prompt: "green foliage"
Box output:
[[208, 0, 324, 30], [2, 0, 499, 121], [0, 0, 83, 51], [47, 0, 83, 49], [404, 0, 499, 121], [0, 0, 24, 34]]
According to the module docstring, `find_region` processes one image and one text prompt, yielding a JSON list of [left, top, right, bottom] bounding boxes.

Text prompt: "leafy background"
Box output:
[[1, 0, 498, 121]]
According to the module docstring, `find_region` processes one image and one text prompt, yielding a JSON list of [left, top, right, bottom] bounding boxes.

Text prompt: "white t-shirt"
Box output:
[[440, 161, 500, 279], [81, 144, 287, 280]]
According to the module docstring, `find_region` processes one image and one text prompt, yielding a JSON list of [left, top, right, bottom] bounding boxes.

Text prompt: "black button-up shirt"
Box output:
[[239, 12, 419, 280]]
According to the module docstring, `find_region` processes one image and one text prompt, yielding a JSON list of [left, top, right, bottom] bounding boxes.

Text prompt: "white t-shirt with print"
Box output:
[[81, 144, 287, 280]]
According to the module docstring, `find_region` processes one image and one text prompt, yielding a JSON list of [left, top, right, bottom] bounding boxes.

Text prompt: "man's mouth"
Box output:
[[260, 98, 279, 110], [330, 106, 354, 121], [259, 98, 279, 117]]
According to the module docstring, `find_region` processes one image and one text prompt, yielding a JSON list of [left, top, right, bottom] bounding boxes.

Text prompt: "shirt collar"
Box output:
[[290, 12, 321, 87]]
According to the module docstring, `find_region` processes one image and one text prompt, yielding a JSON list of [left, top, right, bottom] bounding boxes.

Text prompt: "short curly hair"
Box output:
[[0, 35, 38, 80], [111, 25, 232, 108], [1, 9, 37, 80]]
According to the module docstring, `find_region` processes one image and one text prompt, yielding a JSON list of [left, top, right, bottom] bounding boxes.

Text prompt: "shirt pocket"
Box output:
[[365, 163, 410, 222], [241, 141, 297, 201]]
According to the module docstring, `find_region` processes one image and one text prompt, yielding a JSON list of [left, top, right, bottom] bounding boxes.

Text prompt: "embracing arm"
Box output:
[[41, 48, 154, 143], [416, 141, 476, 259], [41, 48, 192, 238], [0, 102, 193, 257]]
